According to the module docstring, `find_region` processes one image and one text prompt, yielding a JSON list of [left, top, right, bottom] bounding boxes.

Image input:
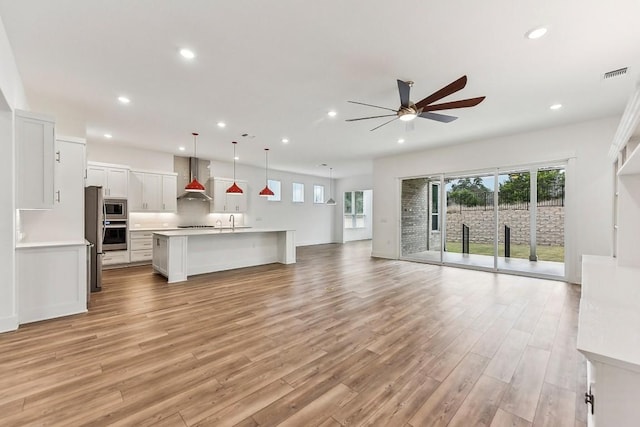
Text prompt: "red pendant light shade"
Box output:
[[226, 141, 244, 195], [185, 178, 206, 191], [185, 132, 206, 192], [259, 148, 274, 197]]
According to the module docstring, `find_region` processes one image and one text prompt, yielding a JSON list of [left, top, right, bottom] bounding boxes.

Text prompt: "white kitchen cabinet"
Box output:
[[17, 137, 86, 243], [129, 170, 177, 212], [209, 177, 247, 213], [15, 109, 56, 210], [578, 256, 640, 427], [86, 162, 129, 198], [129, 230, 155, 264], [162, 174, 177, 212], [102, 250, 129, 266], [16, 242, 87, 324]]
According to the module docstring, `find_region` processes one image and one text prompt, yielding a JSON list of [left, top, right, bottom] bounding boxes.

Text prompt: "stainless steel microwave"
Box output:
[[104, 198, 127, 220]]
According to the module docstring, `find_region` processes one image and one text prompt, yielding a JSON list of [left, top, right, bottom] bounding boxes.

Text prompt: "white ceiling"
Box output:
[[1, 0, 639, 178]]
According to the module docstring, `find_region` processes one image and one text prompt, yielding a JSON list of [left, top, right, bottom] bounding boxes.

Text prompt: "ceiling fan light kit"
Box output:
[[346, 75, 485, 131]]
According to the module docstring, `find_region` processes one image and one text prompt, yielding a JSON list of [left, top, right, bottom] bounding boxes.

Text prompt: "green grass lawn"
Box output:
[[445, 242, 564, 262]]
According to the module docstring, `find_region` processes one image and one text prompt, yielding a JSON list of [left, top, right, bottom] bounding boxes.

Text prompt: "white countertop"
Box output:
[[16, 240, 89, 249], [129, 227, 181, 232], [153, 228, 293, 237], [578, 255, 640, 373]]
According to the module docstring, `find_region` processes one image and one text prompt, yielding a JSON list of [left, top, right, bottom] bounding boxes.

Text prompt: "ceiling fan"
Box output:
[[346, 75, 485, 131]]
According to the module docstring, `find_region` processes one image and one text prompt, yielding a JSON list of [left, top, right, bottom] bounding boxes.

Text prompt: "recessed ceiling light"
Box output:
[[180, 48, 195, 59], [328, 111, 337, 117], [217, 121, 226, 128], [118, 96, 130, 104], [550, 103, 562, 110], [398, 138, 405, 144], [525, 26, 548, 40], [282, 138, 289, 144], [104, 133, 112, 139], [178, 146, 186, 151], [234, 156, 239, 160]]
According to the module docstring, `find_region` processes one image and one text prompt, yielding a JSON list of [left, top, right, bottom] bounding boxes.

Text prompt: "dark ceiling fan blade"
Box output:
[[414, 75, 468, 110], [345, 114, 397, 122], [397, 80, 411, 108], [421, 96, 486, 112], [370, 117, 399, 131], [347, 100, 397, 112], [418, 112, 459, 123]]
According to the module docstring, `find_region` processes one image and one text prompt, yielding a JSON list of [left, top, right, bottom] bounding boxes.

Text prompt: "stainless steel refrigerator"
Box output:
[[85, 186, 105, 292]]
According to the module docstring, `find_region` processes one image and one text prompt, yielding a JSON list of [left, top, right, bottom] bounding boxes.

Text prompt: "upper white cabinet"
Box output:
[[129, 170, 177, 212], [162, 174, 178, 212], [86, 162, 129, 198], [15, 109, 56, 209], [209, 177, 247, 213]]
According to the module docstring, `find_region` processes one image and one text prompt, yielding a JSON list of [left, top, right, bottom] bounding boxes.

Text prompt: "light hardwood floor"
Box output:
[[0, 241, 587, 426]]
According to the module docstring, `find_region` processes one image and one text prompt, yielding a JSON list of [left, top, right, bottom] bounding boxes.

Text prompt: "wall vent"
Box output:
[[603, 67, 628, 80]]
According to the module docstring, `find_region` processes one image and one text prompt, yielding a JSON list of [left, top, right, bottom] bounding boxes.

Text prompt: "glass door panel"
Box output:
[[444, 173, 495, 269], [400, 176, 442, 262], [535, 166, 565, 277], [497, 170, 532, 273]]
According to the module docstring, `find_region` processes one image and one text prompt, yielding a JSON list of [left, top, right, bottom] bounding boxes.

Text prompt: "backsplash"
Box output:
[[129, 199, 245, 230]]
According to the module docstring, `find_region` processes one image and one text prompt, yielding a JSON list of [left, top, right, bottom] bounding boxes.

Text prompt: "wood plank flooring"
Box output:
[[0, 241, 586, 426]]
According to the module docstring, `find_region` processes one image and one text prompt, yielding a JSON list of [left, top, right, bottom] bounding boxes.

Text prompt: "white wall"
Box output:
[[373, 117, 619, 284], [0, 15, 29, 333], [87, 141, 174, 171]]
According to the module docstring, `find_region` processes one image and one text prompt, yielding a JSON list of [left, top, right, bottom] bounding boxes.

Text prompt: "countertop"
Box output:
[[577, 255, 640, 373], [16, 240, 89, 249], [130, 226, 252, 232], [153, 228, 293, 237]]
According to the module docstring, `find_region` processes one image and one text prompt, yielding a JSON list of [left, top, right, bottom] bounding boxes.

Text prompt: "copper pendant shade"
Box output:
[[226, 141, 244, 195], [259, 148, 274, 197]]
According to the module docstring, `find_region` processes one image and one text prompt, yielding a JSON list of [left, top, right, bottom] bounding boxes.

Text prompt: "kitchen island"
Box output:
[[152, 228, 295, 283]]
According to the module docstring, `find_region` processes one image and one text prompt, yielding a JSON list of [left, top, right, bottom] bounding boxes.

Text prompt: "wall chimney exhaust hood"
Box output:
[[178, 157, 212, 201]]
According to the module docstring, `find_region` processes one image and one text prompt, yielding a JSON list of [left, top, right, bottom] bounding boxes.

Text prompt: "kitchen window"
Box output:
[[292, 182, 304, 203], [267, 179, 281, 201], [313, 185, 324, 204], [344, 190, 365, 228]]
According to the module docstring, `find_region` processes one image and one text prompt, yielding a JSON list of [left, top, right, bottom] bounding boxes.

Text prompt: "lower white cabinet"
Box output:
[[17, 243, 87, 324], [578, 256, 640, 427], [130, 230, 155, 263], [103, 250, 129, 265]]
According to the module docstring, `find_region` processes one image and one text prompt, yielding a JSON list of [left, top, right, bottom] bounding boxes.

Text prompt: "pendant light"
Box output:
[[259, 148, 275, 197], [326, 167, 336, 205], [226, 141, 243, 195], [185, 132, 205, 192]]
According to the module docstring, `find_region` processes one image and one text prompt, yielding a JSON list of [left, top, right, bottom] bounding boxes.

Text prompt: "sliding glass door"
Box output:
[[400, 162, 566, 279]]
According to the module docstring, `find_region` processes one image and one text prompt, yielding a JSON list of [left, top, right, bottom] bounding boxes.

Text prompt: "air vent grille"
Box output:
[[603, 67, 628, 80]]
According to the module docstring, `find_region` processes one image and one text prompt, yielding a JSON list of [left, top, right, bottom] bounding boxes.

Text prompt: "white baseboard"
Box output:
[[371, 251, 396, 260], [0, 315, 18, 333], [19, 303, 87, 325]]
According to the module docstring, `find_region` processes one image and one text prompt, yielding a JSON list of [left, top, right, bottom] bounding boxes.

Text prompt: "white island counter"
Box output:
[[152, 228, 295, 283]]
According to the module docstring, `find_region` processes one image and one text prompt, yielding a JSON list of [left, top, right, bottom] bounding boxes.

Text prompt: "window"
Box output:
[[267, 179, 281, 201], [313, 185, 325, 204], [430, 183, 440, 231], [292, 182, 304, 203], [344, 190, 365, 228]]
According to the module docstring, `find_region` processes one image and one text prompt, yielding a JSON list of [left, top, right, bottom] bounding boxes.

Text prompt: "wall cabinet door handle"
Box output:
[[55, 151, 61, 162], [56, 190, 61, 203]]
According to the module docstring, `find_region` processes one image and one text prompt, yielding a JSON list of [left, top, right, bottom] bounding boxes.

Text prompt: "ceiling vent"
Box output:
[[603, 67, 628, 80]]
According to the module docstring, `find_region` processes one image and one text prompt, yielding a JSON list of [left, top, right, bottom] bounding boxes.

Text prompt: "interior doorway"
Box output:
[[343, 189, 373, 242]]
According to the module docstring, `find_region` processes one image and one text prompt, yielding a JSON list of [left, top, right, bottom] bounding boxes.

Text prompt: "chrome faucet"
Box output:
[[229, 214, 235, 231]]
